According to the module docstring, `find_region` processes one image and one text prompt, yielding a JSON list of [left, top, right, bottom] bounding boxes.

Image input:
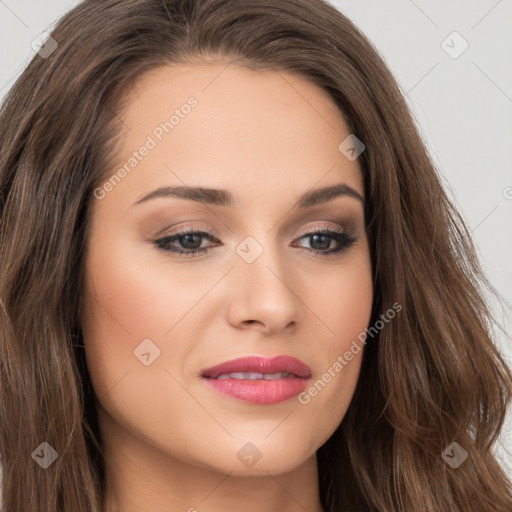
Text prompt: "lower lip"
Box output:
[[201, 377, 309, 404]]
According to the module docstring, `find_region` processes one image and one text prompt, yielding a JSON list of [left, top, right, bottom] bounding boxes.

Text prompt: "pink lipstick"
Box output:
[[200, 355, 311, 405]]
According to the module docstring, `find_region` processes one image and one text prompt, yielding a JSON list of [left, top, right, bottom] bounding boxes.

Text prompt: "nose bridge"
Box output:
[[235, 232, 288, 286], [228, 232, 303, 331]]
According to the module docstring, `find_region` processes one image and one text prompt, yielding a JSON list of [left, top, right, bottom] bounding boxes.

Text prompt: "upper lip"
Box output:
[[201, 355, 311, 379]]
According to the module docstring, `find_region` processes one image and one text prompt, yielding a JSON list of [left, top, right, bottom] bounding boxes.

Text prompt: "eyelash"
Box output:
[[153, 225, 358, 258]]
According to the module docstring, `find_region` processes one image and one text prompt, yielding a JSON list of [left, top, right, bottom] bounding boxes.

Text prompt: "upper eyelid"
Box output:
[[145, 202, 363, 237]]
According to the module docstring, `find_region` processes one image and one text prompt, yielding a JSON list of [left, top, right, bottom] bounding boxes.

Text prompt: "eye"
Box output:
[[292, 225, 357, 256], [153, 226, 219, 257], [153, 225, 357, 257]]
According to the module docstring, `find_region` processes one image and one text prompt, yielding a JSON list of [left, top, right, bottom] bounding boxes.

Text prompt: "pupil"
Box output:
[[181, 234, 202, 249], [310, 234, 330, 250]]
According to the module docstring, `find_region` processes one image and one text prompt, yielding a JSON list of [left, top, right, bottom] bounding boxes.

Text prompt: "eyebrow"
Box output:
[[132, 182, 364, 209]]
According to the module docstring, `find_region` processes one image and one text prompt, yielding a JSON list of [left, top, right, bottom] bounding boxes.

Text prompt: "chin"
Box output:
[[199, 439, 316, 476]]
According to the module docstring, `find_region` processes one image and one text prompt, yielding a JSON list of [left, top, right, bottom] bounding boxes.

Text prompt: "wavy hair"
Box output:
[[0, 0, 511, 510]]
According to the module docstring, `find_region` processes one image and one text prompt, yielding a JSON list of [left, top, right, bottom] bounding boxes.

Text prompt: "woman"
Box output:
[[0, 0, 511, 510]]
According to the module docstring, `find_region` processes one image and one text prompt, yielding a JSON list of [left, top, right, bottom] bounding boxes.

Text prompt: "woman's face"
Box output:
[[82, 63, 373, 478]]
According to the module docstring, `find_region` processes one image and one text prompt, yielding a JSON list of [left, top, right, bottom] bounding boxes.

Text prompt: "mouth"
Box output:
[[200, 354, 311, 379], [200, 355, 311, 404], [208, 371, 301, 380]]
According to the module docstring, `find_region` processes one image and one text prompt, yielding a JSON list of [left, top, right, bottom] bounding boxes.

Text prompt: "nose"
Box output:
[[226, 241, 304, 335]]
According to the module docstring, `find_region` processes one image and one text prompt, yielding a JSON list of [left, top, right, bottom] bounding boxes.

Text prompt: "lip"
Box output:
[[201, 355, 311, 379], [200, 355, 311, 405]]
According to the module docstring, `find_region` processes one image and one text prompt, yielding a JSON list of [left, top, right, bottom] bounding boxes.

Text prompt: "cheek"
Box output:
[[80, 236, 169, 398], [314, 245, 373, 351], [83, 245, 180, 339], [298, 247, 373, 430], [82, 232, 212, 348], [336, 265, 373, 346], [80, 231, 226, 400]]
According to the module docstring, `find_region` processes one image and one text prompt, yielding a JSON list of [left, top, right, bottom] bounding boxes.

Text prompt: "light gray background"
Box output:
[[1, 0, 511, 483]]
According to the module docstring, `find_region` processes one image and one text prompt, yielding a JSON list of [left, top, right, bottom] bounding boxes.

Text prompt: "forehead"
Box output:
[[98, 63, 364, 212]]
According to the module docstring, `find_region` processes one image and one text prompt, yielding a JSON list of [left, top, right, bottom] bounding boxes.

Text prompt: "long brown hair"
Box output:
[[1, 0, 511, 510]]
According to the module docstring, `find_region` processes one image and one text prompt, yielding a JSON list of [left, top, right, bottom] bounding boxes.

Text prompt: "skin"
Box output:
[[82, 62, 373, 512]]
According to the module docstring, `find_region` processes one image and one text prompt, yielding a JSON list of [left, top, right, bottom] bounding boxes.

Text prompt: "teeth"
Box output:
[[263, 372, 290, 380], [215, 371, 293, 380]]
